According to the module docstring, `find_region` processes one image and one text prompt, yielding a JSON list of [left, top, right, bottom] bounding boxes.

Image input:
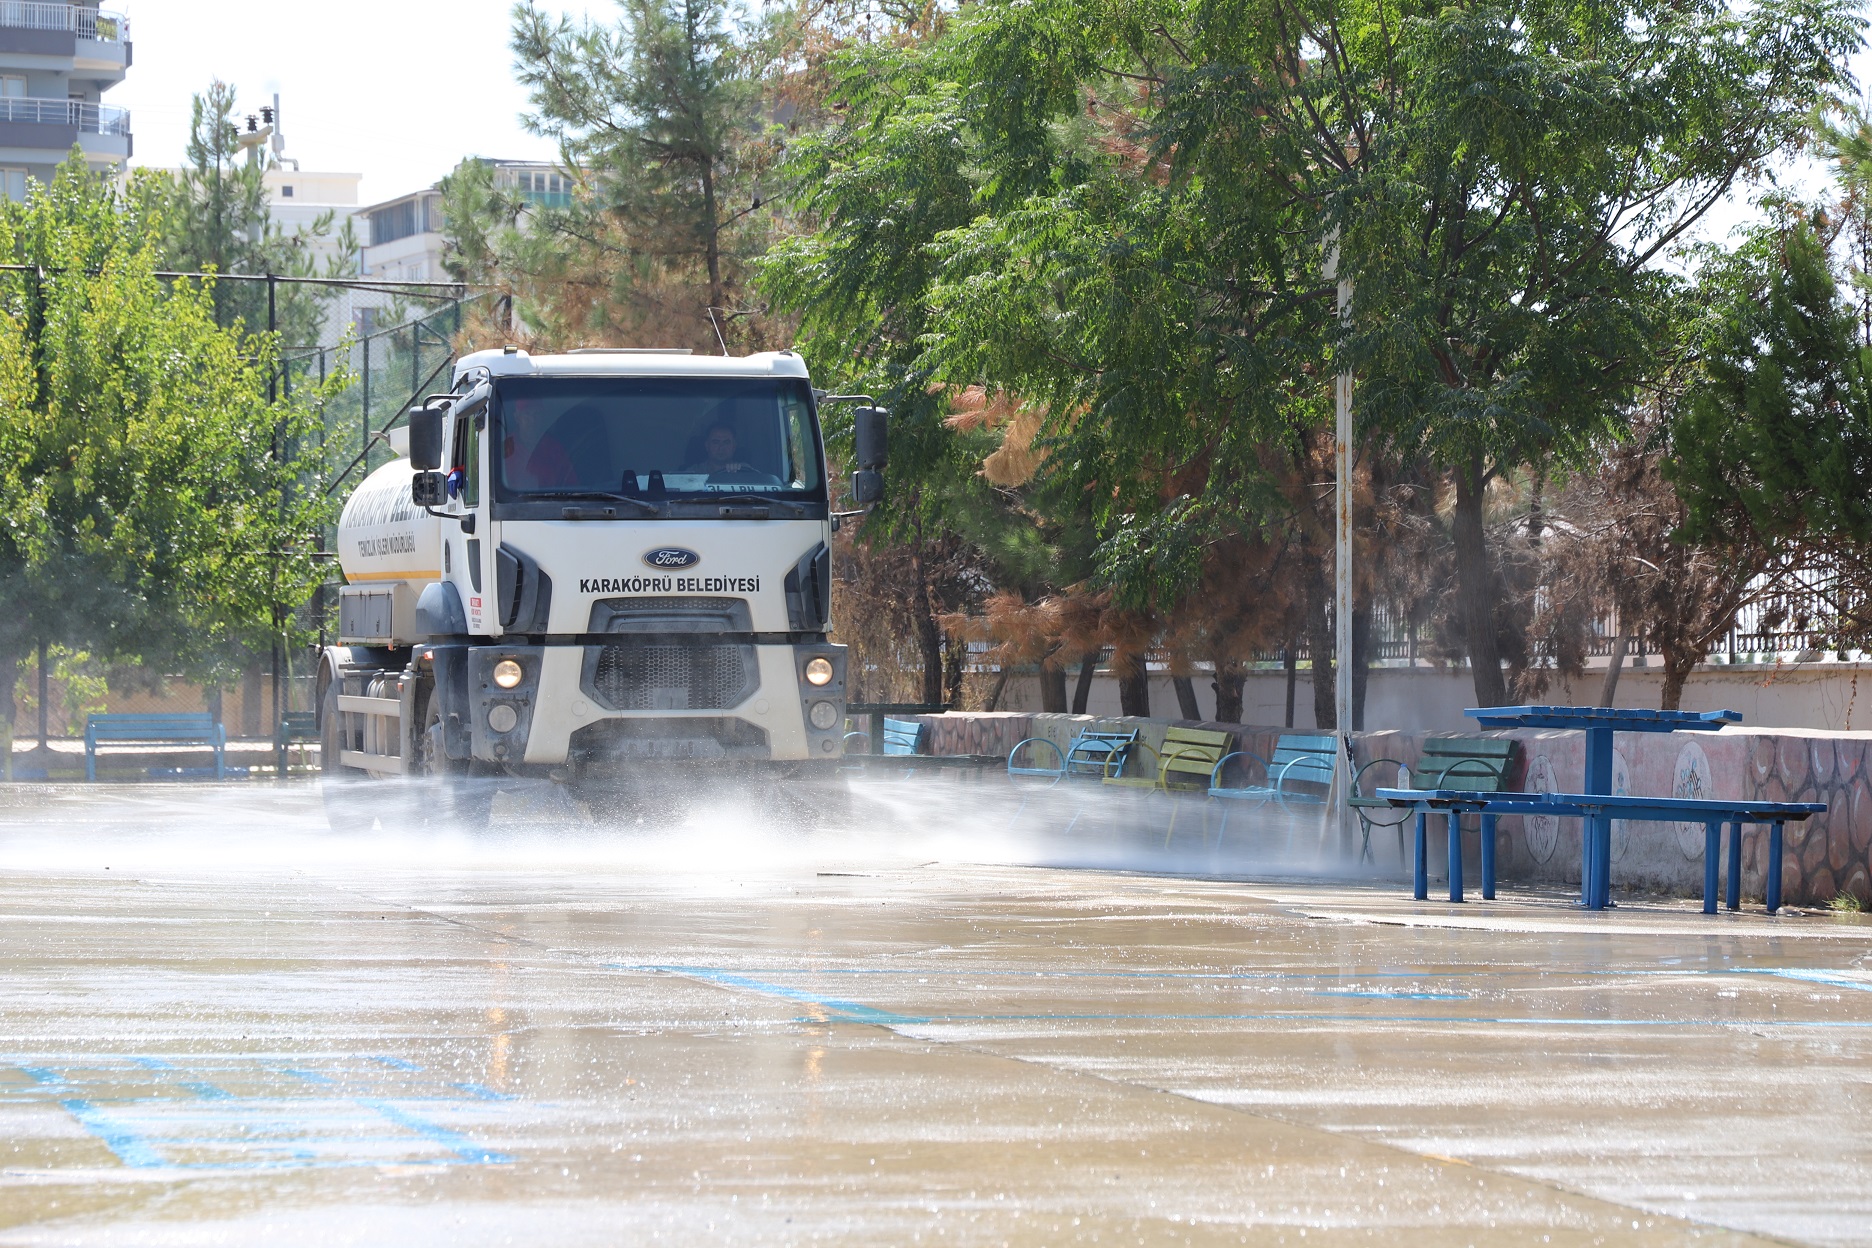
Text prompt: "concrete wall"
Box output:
[[987, 659, 1872, 733], [904, 710, 1872, 908]]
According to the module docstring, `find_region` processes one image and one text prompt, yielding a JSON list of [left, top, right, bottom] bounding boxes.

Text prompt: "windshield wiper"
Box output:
[[556, 491, 662, 516], [698, 494, 812, 517]]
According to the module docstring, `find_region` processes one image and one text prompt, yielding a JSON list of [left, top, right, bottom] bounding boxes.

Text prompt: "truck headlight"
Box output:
[[804, 657, 834, 686], [809, 701, 839, 731], [492, 658, 524, 689], [487, 704, 519, 733]]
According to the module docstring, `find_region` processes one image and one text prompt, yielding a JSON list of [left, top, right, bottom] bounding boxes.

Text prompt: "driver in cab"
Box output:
[[686, 422, 750, 476]]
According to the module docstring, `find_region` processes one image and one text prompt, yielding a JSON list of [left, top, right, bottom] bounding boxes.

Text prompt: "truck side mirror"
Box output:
[[853, 406, 888, 470], [852, 468, 883, 505], [408, 405, 445, 470], [411, 470, 447, 507]]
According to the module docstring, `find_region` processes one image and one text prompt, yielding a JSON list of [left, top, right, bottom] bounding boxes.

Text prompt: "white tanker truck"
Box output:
[[318, 346, 887, 825]]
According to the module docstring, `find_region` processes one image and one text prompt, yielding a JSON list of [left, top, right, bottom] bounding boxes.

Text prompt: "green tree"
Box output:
[[765, 0, 1856, 710], [445, 0, 779, 352], [0, 155, 336, 730]]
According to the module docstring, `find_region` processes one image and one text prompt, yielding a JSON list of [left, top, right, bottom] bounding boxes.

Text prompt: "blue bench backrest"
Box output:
[[1272, 733, 1337, 787], [882, 717, 927, 756], [87, 714, 222, 741], [1066, 730, 1138, 772]]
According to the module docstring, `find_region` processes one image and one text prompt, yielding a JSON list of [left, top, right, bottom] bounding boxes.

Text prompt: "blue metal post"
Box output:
[[1766, 821, 1784, 914], [1447, 811, 1464, 903], [1726, 820, 1742, 911], [1480, 813, 1497, 900], [1413, 812, 1428, 901], [1702, 821, 1720, 915], [1582, 726, 1615, 909]]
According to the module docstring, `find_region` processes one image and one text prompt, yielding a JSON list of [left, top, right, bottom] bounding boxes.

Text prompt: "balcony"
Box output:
[[0, 3, 127, 40], [0, 96, 126, 134], [0, 95, 129, 162]]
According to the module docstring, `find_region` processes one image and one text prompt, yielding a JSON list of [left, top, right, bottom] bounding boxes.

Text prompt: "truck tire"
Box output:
[[418, 687, 495, 832]]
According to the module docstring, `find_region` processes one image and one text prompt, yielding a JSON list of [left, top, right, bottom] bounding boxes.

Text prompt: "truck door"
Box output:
[[447, 405, 490, 634]]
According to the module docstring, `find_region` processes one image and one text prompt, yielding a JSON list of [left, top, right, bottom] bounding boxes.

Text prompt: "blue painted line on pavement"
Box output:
[[59, 1099, 163, 1167], [452, 1082, 514, 1101], [639, 965, 922, 1024], [180, 1082, 232, 1101], [357, 1099, 514, 1164], [371, 1056, 422, 1071]]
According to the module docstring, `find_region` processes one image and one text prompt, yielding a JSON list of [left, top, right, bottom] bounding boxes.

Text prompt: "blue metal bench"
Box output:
[[1007, 737, 1067, 785], [1210, 733, 1338, 805], [84, 713, 226, 783], [881, 717, 927, 756], [1381, 788, 1826, 913], [1065, 729, 1139, 778]]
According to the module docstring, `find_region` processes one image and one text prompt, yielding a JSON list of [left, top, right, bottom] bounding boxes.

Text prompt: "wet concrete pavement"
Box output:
[[0, 782, 1868, 1245]]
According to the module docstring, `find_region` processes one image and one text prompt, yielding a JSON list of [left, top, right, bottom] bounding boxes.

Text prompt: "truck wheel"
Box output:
[[419, 689, 495, 833]]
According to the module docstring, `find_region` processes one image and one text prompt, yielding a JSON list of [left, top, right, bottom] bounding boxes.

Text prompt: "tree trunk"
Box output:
[[36, 638, 48, 749], [1599, 633, 1629, 707], [1116, 652, 1150, 717], [1452, 452, 1509, 707], [1071, 653, 1098, 715], [1283, 638, 1298, 727], [241, 657, 265, 738], [1659, 652, 1694, 710], [0, 644, 19, 732], [1173, 675, 1202, 722], [1307, 586, 1335, 731], [982, 665, 1012, 712], [942, 633, 965, 707], [906, 524, 944, 707], [1039, 661, 1068, 713], [1212, 659, 1245, 724], [1351, 604, 1373, 731]]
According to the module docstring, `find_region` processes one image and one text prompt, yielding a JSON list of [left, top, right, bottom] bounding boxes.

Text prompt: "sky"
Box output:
[[110, 0, 598, 205]]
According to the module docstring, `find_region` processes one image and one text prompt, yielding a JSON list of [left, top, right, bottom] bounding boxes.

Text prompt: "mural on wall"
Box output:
[[1672, 741, 1713, 860], [1524, 753, 1559, 864]]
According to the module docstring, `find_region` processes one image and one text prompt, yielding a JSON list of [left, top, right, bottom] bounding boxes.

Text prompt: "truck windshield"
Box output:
[[493, 376, 823, 500]]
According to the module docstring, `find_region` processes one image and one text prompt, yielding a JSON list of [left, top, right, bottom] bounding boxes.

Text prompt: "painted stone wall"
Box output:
[[904, 712, 1872, 906]]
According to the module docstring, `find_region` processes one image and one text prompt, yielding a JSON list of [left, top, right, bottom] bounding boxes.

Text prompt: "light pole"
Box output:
[[1327, 239, 1355, 850]]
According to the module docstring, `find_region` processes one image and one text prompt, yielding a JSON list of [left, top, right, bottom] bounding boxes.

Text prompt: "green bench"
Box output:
[[1157, 726, 1235, 791], [1351, 736, 1521, 863], [276, 711, 318, 776]]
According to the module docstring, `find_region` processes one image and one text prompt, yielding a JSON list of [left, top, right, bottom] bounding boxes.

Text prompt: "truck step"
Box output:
[[336, 695, 402, 718], [338, 750, 408, 774]]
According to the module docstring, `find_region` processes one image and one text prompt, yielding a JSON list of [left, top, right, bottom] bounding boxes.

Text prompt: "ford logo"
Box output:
[[643, 547, 701, 570]]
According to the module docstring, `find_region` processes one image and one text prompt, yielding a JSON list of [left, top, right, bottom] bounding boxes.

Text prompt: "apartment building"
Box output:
[[0, 1, 130, 200], [359, 159, 571, 283]]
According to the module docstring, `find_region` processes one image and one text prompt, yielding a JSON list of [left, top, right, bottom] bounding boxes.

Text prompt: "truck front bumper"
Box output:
[[467, 641, 847, 766]]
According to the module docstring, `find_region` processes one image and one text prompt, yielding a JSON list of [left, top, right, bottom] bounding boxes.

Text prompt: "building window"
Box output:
[[1, 169, 27, 203], [0, 77, 25, 100], [281, 185, 293, 197]]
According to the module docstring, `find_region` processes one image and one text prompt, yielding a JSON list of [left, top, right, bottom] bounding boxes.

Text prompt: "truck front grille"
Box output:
[[586, 643, 756, 711]]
